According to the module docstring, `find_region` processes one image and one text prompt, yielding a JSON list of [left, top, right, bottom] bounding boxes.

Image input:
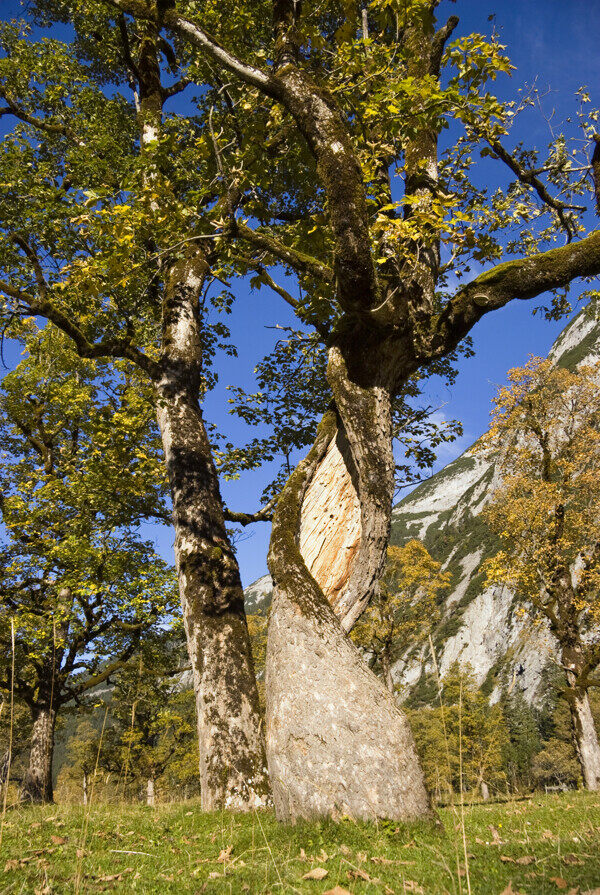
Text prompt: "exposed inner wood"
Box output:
[[298, 435, 361, 609]]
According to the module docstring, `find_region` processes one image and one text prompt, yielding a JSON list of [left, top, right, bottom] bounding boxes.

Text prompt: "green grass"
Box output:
[[1, 792, 600, 894]]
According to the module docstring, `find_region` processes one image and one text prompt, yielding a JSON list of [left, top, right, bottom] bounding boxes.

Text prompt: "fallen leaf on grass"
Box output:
[[356, 852, 367, 863], [302, 868, 328, 881], [489, 825, 503, 844], [499, 883, 527, 895], [50, 836, 67, 846], [371, 855, 394, 865], [581, 889, 600, 894], [542, 830, 556, 841], [347, 868, 379, 883], [208, 871, 221, 880], [551, 878, 569, 890], [95, 868, 134, 884], [323, 888, 352, 895], [501, 855, 535, 865], [339, 845, 351, 856], [403, 882, 424, 893], [216, 846, 232, 863], [562, 854, 584, 866]]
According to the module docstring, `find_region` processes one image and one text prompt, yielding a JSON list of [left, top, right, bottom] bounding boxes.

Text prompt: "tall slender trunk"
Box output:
[[146, 777, 155, 807], [132, 28, 269, 812], [266, 348, 430, 821], [156, 247, 269, 811], [566, 672, 600, 791], [83, 770, 88, 806], [21, 703, 56, 805]]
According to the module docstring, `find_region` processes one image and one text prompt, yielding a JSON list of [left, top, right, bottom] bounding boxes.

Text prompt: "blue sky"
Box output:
[[1, 0, 599, 586]]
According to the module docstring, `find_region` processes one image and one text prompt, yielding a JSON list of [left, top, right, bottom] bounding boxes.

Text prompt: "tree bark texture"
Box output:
[[156, 247, 270, 811], [266, 405, 431, 822], [566, 673, 600, 791], [21, 703, 56, 805]]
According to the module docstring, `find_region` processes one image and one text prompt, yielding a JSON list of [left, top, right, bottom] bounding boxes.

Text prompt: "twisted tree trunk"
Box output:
[[21, 702, 56, 805], [266, 347, 430, 822], [156, 247, 270, 811]]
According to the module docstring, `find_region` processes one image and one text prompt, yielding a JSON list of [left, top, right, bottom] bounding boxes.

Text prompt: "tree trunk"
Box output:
[[266, 351, 431, 822], [381, 649, 395, 695], [566, 673, 600, 791], [156, 247, 270, 811], [480, 780, 490, 802], [21, 703, 56, 805], [146, 777, 155, 807], [83, 770, 88, 806]]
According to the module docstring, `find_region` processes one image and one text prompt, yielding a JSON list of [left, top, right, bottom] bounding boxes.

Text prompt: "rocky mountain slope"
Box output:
[[244, 304, 600, 704]]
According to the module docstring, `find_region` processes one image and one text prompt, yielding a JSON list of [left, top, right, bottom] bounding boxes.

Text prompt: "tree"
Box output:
[[0, 331, 177, 803], [407, 663, 508, 802], [57, 719, 103, 805], [0, 3, 272, 809], [501, 690, 541, 793], [102, 634, 196, 806], [483, 358, 600, 790], [351, 541, 449, 694], [5, 0, 600, 820]]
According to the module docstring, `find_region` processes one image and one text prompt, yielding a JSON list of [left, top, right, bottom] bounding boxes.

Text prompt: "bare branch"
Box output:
[[224, 493, 279, 526], [482, 133, 580, 241]]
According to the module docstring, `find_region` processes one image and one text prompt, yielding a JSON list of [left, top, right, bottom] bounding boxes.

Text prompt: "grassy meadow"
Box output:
[[1, 792, 600, 894]]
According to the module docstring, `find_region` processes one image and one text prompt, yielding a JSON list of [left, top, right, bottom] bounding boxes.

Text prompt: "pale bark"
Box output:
[[83, 770, 88, 806], [566, 674, 600, 791], [21, 704, 56, 805], [131, 29, 270, 812], [480, 781, 490, 802], [266, 406, 430, 822], [146, 777, 155, 807], [156, 248, 269, 811]]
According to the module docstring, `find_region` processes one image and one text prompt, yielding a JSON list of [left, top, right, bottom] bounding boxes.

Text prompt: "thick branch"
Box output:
[[429, 229, 600, 358], [429, 15, 459, 76]]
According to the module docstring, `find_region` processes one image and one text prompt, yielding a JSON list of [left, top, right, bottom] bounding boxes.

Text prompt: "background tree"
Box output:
[[483, 358, 600, 790], [350, 541, 449, 694], [0, 331, 177, 803], [407, 662, 508, 802], [102, 632, 195, 806], [56, 719, 103, 805]]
